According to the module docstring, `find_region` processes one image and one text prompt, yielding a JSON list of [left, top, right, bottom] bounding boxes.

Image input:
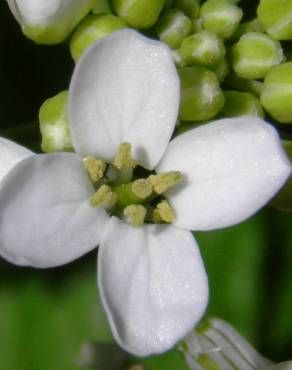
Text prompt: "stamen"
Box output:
[[124, 205, 147, 227], [153, 200, 175, 223], [114, 142, 136, 170], [90, 185, 117, 207], [148, 171, 182, 194], [132, 179, 152, 199], [83, 156, 106, 183]]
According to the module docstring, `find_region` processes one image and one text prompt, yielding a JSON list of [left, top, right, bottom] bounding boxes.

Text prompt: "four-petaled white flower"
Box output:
[[6, 0, 94, 44], [0, 30, 290, 356]]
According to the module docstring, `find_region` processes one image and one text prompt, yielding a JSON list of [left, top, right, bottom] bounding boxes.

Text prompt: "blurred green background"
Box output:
[[0, 2, 291, 369]]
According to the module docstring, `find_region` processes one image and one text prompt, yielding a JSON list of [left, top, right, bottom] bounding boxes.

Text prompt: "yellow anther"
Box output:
[[132, 179, 152, 199], [90, 185, 117, 207], [148, 171, 182, 194], [153, 200, 175, 223], [124, 205, 147, 227], [83, 156, 106, 183], [114, 142, 136, 170]]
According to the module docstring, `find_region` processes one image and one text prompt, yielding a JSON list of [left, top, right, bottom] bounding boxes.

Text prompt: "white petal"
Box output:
[[0, 137, 33, 184], [0, 153, 108, 268], [98, 217, 208, 356], [68, 29, 179, 170], [7, 0, 60, 22], [6, 0, 94, 43], [157, 116, 292, 231]]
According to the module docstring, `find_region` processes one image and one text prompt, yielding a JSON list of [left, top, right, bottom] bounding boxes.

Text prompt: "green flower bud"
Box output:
[[176, 121, 204, 135], [257, 0, 292, 40], [232, 18, 264, 40], [200, 0, 243, 39], [178, 66, 225, 121], [261, 62, 292, 123], [92, 0, 112, 14], [172, 49, 186, 67], [6, 0, 95, 45], [180, 30, 225, 67], [39, 91, 73, 153], [112, 0, 165, 29], [222, 90, 264, 117], [156, 9, 192, 49], [270, 141, 292, 211], [210, 57, 229, 82], [224, 73, 263, 97], [231, 32, 284, 79], [70, 14, 127, 61], [191, 18, 203, 33], [173, 0, 200, 19]]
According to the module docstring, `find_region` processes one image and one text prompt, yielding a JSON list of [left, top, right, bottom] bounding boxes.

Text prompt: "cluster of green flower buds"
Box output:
[[67, 0, 292, 128], [152, 0, 292, 126]]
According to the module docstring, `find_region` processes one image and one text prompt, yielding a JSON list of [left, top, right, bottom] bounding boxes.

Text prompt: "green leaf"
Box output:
[[0, 257, 112, 370], [196, 214, 266, 343]]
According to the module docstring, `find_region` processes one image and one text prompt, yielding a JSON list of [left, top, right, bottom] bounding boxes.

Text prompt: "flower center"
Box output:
[[83, 143, 183, 227]]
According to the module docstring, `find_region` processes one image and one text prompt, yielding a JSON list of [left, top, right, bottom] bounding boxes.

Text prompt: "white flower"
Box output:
[[6, 0, 94, 44], [0, 30, 290, 357]]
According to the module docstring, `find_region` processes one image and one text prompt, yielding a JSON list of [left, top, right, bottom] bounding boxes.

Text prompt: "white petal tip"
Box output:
[[98, 218, 208, 356]]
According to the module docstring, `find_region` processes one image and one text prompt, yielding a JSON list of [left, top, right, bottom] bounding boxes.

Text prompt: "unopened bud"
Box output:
[[200, 0, 243, 39], [156, 9, 192, 49], [173, 0, 200, 19], [178, 66, 224, 121], [257, 0, 292, 40], [224, 73, 263, 97], [222, 90, 264, 118], [233, 18, 264, 40], [112, 0, 165, 29], [70, 14, 127, 61], [92, 0, 111, 14], [211, 57, 229, 83], [39, 91, 73, 153], [231, 32, 284, 79], [180, 30, 225, 68], [261, 62, 292, 123], [6, 0, 95, 44]]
